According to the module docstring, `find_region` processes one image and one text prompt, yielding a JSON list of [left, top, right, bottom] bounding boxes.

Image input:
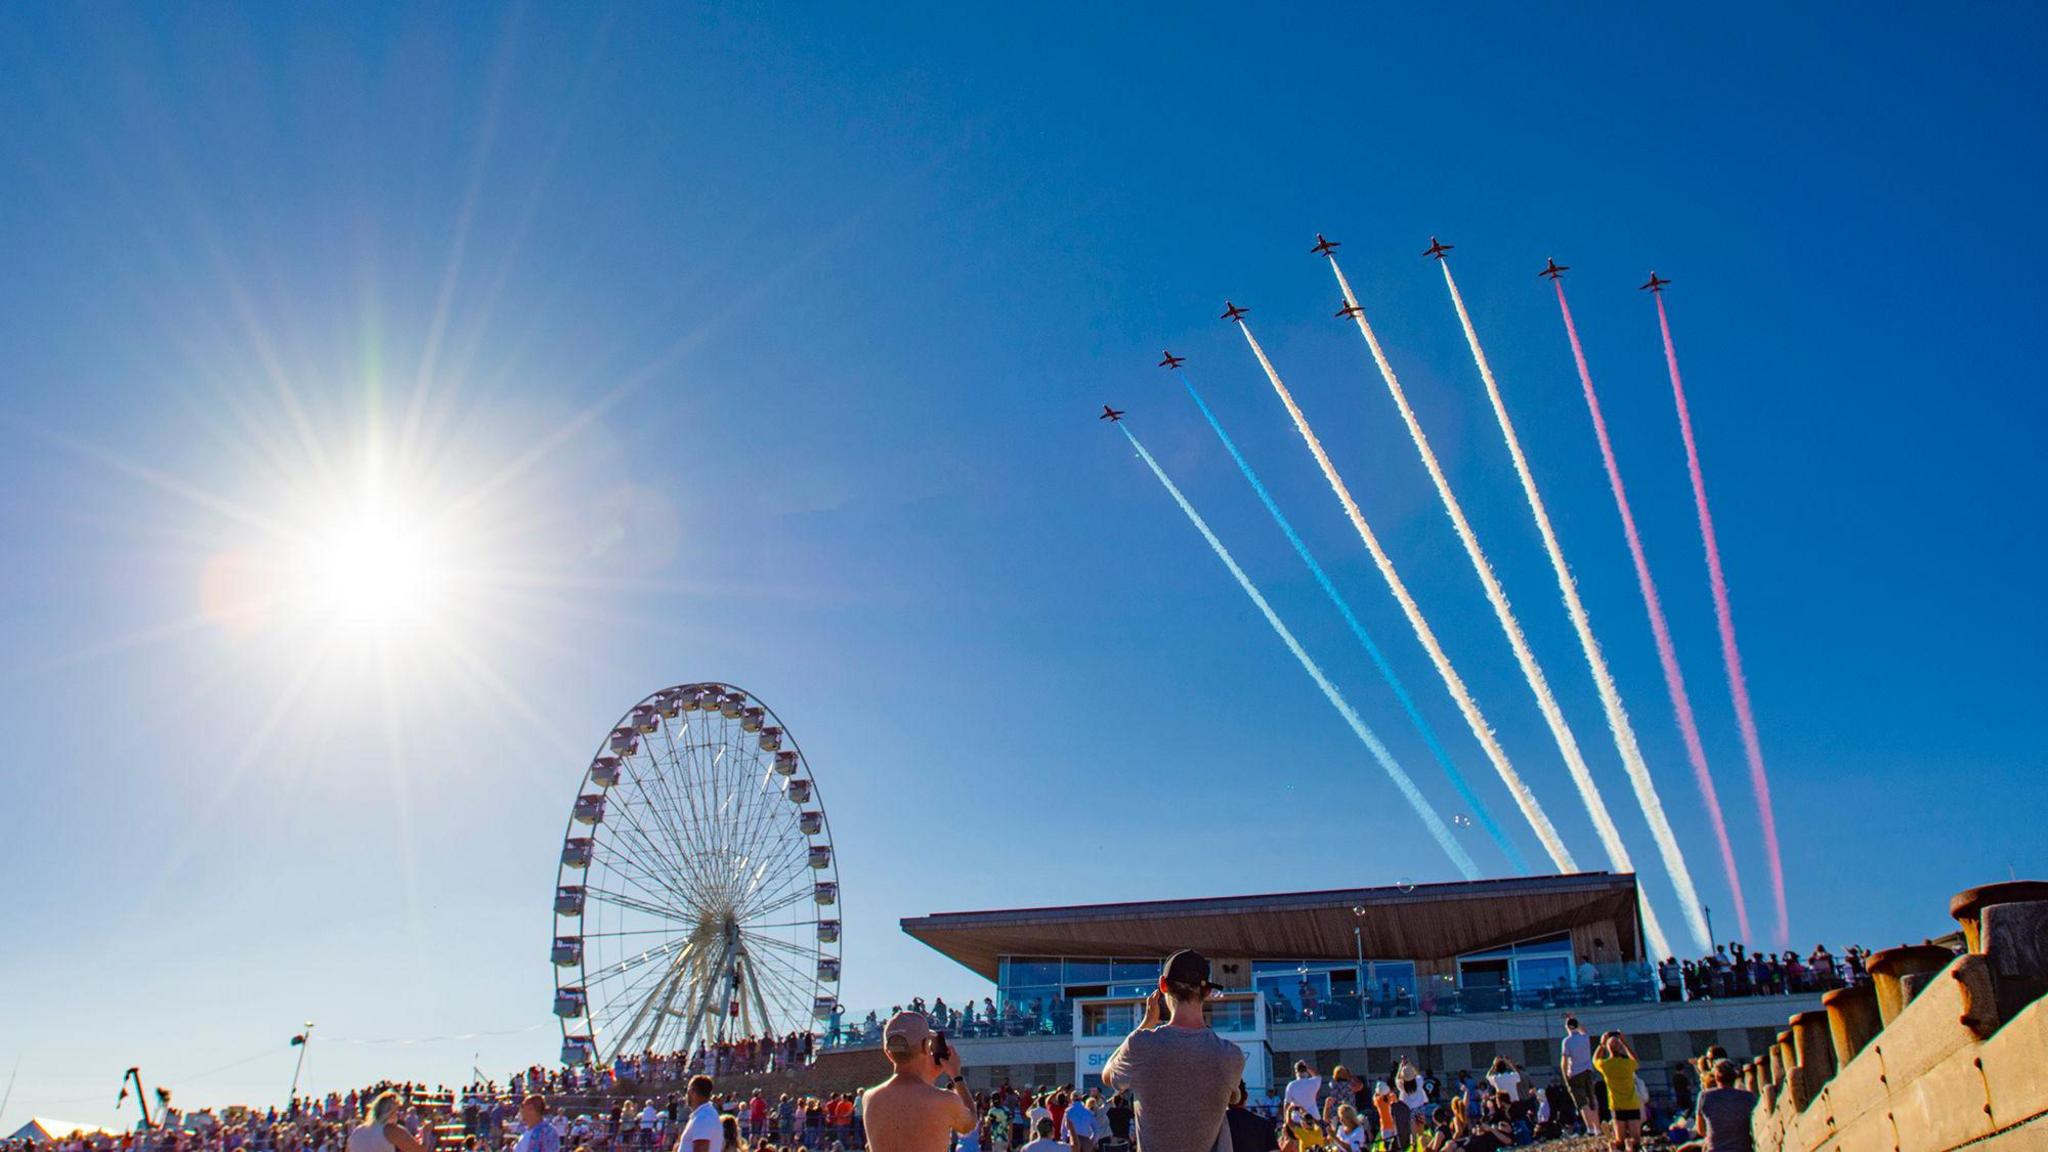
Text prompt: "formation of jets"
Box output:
[[1105, 244, 1676, 426]]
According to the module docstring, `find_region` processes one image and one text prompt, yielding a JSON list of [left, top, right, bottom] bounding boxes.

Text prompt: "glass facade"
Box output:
[[981, 942, 1658, 1038]]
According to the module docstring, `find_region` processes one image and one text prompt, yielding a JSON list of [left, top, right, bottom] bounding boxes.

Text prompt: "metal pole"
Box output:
[[289, 1023, 314, 1103], [1353, 926, 1364, 1016], [1702, 906, 1716, 954]]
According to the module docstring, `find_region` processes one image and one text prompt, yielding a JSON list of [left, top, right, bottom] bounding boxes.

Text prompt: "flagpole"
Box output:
[[289, 1022, 315, 1104]]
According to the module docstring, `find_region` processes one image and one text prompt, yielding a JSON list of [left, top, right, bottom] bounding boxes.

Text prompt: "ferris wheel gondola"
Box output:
[[550, 682, 842, 1065]]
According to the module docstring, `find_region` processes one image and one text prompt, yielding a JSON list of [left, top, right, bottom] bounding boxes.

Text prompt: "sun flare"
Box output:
[[301, 505, 447, 627]]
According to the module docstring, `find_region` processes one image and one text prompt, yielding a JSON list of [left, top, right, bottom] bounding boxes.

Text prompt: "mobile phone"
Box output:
[[931, 1031, 952, 1065]]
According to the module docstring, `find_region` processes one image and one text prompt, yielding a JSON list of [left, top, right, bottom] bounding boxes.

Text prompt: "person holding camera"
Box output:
[[862, 1011, 977, 1152], [1100, 950, 1244, 1152]]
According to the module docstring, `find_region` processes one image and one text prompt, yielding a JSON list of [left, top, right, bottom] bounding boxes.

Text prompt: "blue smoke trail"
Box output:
[[1119, 422, 1480, 879], [1180, 376, 1528, 874]]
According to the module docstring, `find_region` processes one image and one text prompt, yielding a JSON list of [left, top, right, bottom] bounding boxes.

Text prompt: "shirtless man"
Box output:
[[863, 1010, 977, 1152]]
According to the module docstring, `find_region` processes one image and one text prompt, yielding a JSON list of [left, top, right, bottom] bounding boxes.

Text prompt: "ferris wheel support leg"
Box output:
[[679, 928, 739, 1058], [741, 946, 779, 1045], [612, 940, 697, 1063]]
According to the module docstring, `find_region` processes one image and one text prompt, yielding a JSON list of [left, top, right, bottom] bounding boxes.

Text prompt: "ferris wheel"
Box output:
[[551, 683, 842, 1067]]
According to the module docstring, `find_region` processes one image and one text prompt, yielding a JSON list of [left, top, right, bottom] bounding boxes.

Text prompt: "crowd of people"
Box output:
[[819, 938, 1878, 1051], [13, 943, 1838, 1152], [1654, 943, 1872, 1002]]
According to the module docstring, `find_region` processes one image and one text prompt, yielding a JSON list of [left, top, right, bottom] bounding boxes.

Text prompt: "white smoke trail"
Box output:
[[1118, 422, 1481, 880], [1438, 258, 1709, 953], [1321, 261, 1601, 880], [1229, 321, 1615, 900]]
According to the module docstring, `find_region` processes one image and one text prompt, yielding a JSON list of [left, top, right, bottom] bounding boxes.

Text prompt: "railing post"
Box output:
[[1865, 944, 1955, 1025]]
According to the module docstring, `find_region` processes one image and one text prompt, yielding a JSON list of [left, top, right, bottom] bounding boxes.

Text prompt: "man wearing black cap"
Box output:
[[1101, 950, 1244, 1152]]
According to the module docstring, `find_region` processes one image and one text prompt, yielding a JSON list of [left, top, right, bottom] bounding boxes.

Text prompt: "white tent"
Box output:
[[6, 1118, 121, 1143]]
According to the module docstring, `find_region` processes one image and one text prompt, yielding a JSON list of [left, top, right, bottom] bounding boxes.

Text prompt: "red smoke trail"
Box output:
[[1556, 280, 1751, 943], [1657, 291, 1788, 946]]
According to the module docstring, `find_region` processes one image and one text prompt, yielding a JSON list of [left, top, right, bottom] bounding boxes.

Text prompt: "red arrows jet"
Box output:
[[1423, 236, 1455, 260], [1099, 405, 1126, 422], [1220, 301, 1249, 322], [1311, 233, 1341, 257], [1158, 351, 1185, 370], [1539, 258, 1569, 280], [1335, 301, 1363, 319], [1640, 272, 1671, 293]]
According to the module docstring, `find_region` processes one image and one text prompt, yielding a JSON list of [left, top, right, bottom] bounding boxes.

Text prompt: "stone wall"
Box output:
[[1750, 880, 2048, 1152]]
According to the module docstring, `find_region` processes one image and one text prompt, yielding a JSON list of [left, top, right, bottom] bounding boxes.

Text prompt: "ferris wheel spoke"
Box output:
[[582, 935, 695, 985], [740, 928, 817, 958], [729, 797, 800, 891], [744, 948, 813, 1030], [593, 945, 687, 1029], [583, 926, 700, 939], [649, 723, 726, 889], [628, 741, 725, 904], [581, 884, 697, 924], [740, 850, 813, 916], [591, 835, 712, 922], [747, 883, 819, 921], [603, 780, 721, 914], [604, 943, 696, 1058]]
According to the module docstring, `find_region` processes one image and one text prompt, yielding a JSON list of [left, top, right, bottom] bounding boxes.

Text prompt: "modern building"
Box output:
[[878, 873, 1820, 1104]]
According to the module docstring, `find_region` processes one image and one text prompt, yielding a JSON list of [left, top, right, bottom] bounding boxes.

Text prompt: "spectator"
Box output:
[[1017, 1119, 1067, 1152], [1100, 950, 1243, 1152], [1594, 1034, 1643, 1152], [1063, 1090, 1098, 1152], [1224, 1083, 1277, 1152], [1559, 1016, 1598, 1134], [1284, 1062, 1322, 1124], [862, 1011, 976, 1152], [673, 1077, 719, 1152], [1676, 1059, 1756, 1152], [1099, 1093, 1132, 1152], [512, 1098, 558, 1152], [349, 1092, 428, 1152]]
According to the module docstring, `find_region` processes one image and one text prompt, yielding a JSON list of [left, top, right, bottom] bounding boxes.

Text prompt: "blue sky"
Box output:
[[3, 1, 2045, 1127]]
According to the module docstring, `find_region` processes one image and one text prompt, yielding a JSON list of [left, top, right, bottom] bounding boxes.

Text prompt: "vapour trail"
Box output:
[[1656, 289, 1788, 947], [1178, 372, 1529, 873], [1117, 421, 1481, 879], [1439, 257, 1709, 953], [1555, 278, 1751, 943], [1319, 262, 1632, 899], [1228, 318, 1606, 906]]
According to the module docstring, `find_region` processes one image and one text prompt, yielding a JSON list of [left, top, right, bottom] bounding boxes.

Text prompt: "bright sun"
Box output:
[[304, 511, 446, 625]]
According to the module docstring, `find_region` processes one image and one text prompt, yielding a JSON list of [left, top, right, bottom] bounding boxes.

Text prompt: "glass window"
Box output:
[[1111, 959, 1158, 983], [1080, 1002, 1136, 1037], [1205, 999, 1256, 1034], [1004, 957, 1063, 990], [1064, 958, 1112, 984], [1363, 962, 1417, 1004], [1515, 955, 1572, 994]]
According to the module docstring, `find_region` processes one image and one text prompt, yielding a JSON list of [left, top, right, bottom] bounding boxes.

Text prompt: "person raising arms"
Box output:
[[1100, 951, 1243, 1152], [862, 1011, 977, 1152]]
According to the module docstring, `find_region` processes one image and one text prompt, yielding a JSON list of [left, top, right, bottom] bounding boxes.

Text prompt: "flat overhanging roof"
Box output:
[[901, 873, 1642, 981]]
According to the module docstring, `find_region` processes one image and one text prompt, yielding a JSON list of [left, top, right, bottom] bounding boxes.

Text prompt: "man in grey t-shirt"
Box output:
[[1102, 950, 1244, 1152], [1686, 1060, 1757, 1152]]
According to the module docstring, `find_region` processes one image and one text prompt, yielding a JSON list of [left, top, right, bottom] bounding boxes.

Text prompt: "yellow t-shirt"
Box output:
[[1289, 1121, 1325, 1150], [1594, 1055, 1640, 1110]]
